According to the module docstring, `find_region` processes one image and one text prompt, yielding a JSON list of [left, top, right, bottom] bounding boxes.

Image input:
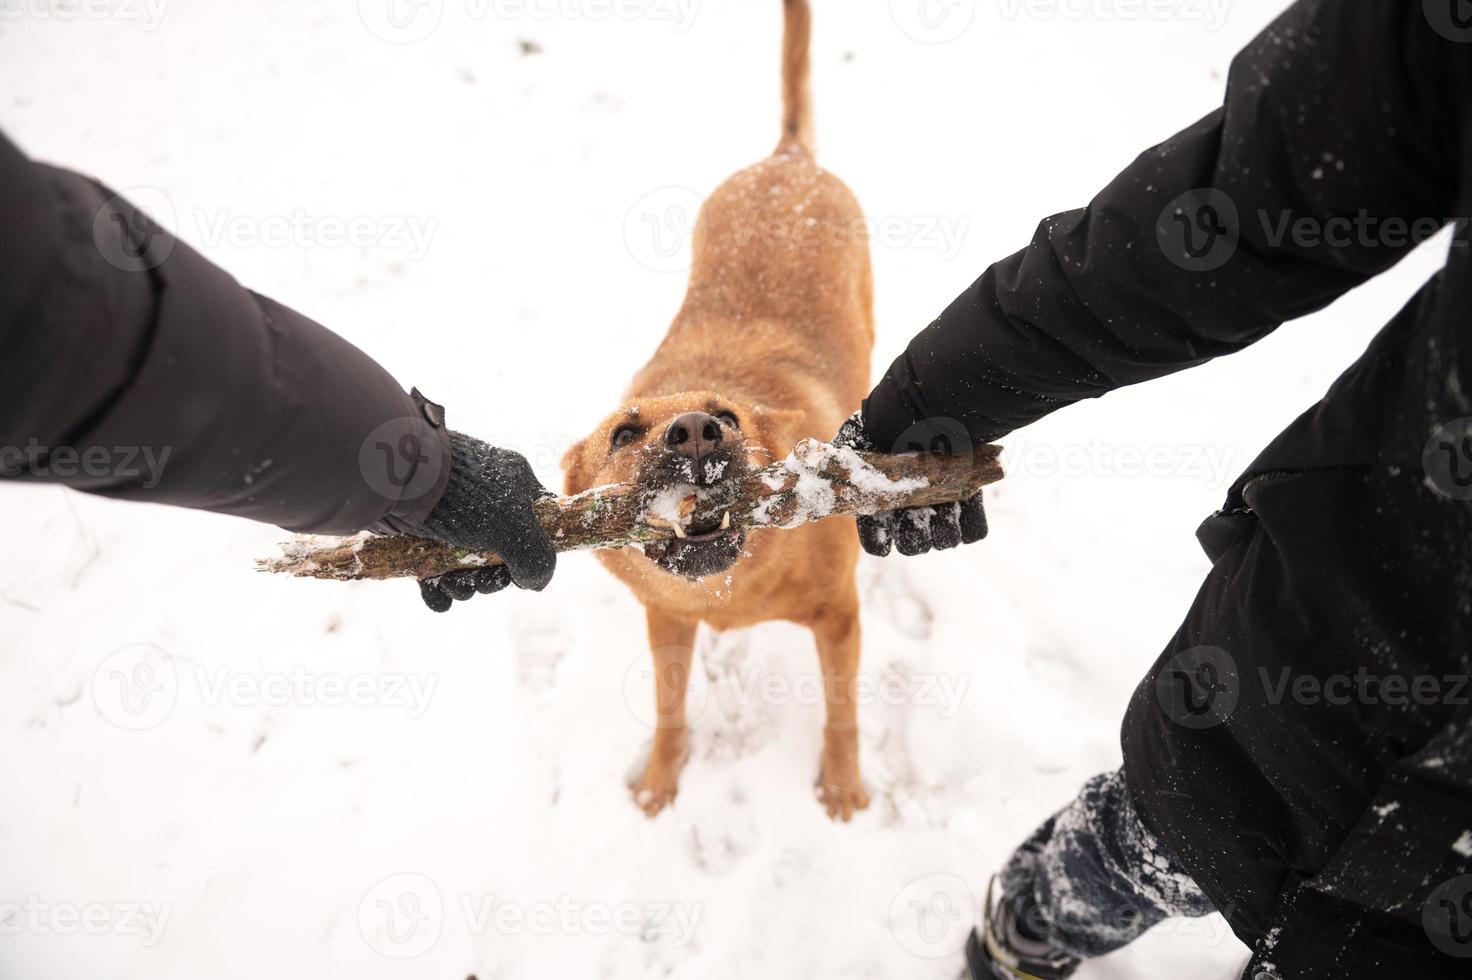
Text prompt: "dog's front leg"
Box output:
[[632, 610, 697, 817], [812, 593, 870, 821]]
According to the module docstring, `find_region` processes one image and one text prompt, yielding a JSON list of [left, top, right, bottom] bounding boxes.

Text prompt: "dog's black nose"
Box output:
[[665, 412, 723, 461]]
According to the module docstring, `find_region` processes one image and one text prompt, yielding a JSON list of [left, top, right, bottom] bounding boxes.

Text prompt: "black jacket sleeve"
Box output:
[[0, 131, 450, 535], [862, 0, 1471, 448]]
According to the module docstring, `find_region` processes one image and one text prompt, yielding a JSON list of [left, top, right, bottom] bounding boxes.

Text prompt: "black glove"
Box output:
[[834, 412, 988, 557], [403, 430, 557, 612]]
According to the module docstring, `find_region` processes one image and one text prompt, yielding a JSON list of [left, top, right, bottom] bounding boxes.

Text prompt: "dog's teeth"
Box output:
[[671, 522, 687, 539], [720, 510, 731, 530]]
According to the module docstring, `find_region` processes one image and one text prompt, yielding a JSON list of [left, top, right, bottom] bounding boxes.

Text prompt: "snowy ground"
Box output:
[[0, 1, 1454, 977]]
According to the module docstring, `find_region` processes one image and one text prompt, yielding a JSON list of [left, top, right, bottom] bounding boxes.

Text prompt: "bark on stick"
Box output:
[[257, 438, 1003, 582]]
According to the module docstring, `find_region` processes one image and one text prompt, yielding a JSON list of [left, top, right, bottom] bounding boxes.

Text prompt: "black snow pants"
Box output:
[[998, 769, 1216, 960], [1007, 464, 1472, 978]]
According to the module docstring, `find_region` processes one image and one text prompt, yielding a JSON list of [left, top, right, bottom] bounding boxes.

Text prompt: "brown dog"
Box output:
[[561, 0, 874, 821]]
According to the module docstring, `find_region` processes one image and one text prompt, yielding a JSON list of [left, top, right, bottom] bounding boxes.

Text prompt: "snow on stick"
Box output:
[[257, 438, 1003, 582]]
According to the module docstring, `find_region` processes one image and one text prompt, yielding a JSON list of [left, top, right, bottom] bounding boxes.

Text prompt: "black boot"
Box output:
[[964, 876, 1081, 980]]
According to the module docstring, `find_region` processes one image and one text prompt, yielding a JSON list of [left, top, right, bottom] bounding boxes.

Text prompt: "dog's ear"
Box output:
[[750, 404, 809, 453], [561, 438, 590, 495]]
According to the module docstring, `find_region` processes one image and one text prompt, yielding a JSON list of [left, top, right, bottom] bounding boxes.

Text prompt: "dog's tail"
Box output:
[[776, 0, 813, 156]]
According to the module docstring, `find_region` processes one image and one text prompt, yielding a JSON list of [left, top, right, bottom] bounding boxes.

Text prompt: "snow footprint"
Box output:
[[861, 561, 935, 642], [508, 609, 568, 701], [694, 628, 778, 763]]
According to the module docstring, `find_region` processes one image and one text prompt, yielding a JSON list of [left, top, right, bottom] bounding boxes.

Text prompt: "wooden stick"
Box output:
[[257, 438, 1003, 582]]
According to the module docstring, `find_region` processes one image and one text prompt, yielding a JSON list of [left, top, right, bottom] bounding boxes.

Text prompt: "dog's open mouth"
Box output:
[[644, 513, 745, 579], [639, 448, 749, 579]]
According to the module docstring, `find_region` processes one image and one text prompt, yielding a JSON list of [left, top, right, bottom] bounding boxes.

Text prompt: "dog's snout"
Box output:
[[665, 412, 723, 460]]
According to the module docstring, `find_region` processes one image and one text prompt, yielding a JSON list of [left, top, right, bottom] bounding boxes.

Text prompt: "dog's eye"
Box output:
[[610, 425, 641, 449], [715, 411, 740, 430]]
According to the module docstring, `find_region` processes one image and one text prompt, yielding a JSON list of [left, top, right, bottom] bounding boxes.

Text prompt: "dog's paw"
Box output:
[[815, 777, 870, 822], [631, 770, 681, 817]]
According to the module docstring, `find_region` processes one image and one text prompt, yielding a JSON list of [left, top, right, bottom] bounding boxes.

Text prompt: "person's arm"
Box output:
[[0, 131, 553, 608], [848, 0, 1470, 557], [0, 130, 453, 533], [864, 0, 1469, 453]]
